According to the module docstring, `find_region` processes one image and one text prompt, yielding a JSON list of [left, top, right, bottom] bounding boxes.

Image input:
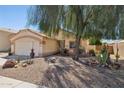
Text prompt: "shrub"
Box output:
[[89, 38, 102, 45]]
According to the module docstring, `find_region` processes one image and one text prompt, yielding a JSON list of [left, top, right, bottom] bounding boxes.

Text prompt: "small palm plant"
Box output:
[[97, 44, 110, 66]]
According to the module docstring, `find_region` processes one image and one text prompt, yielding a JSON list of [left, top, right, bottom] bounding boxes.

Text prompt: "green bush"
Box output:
[[97, 46, 109, 65], [89, 38, 102, 45]]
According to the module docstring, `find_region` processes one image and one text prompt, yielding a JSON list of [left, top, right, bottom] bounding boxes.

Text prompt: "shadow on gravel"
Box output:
[[39, 57, 124, 88]]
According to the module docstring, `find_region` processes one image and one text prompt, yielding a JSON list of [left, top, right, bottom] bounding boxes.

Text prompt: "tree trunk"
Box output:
[[59, 40, 65, 56], [73, 36, 81, 61]]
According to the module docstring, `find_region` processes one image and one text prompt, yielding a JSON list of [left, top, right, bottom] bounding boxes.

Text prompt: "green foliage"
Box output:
[[27, 5, 124, 60], [97, 46, 109, 65], [27, 5, 124, 40], [89, 38, 102, 45]]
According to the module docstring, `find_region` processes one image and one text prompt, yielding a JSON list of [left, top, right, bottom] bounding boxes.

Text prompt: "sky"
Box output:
[[0, 5, 37, 31]]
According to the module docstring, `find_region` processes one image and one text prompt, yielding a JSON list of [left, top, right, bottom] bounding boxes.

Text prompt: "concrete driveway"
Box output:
[[0, 53, 8, 66], [0, 58, 7, 66], [0, 76, 38, 88], [0, 53, 38, 88]]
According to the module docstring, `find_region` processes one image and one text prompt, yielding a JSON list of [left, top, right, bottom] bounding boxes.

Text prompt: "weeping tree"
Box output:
[[62, 6, 103, 60], [27, 5, 60, 35], [27, 5, 103, 60], [27, 5, 124, 61]]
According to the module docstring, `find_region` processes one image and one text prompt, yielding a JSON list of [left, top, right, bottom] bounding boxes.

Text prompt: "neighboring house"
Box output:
[[10, 29, 59, 56], [0, 28, 16, 52], [109, 40, 124, 58]]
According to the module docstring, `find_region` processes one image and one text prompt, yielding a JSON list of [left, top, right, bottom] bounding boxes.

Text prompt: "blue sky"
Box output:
[[0, 5, 37, 31]]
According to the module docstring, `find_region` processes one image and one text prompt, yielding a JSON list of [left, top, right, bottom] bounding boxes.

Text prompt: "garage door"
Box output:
[[15, 38, 40, 56]]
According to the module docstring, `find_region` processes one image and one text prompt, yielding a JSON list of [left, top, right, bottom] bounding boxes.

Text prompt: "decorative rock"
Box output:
[[22, 63, 27, 67], [2, 60, 16, 69], [14, 65, 18, 68], [15, 61, 19, 64], [47, 57, 56, 64], [27, 60, 33, 65]]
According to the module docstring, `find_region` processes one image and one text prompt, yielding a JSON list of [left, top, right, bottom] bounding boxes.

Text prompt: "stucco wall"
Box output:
[[111, 42, 124, 58], [42, 37, 59, 56], [0, 31, 12, 51], [10, 30, 42, 42], [11, 29, 60, 57], [54, 30, 75, 49]]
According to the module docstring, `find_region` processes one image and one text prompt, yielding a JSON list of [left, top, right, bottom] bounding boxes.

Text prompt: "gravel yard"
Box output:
[[0, 56, 124, 88], [0, 58, 49, 84]]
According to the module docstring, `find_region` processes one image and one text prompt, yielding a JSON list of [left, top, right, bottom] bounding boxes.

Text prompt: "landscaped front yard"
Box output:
[[0, 56, 124, 88]]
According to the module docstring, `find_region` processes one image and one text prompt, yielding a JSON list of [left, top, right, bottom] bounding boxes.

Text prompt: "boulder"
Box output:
[[2, 60, 16, 69], [14, 64, 18, 68], [22, 63, 27, 67], [47, 57, 56, 64], [27, 60, 33, 65]]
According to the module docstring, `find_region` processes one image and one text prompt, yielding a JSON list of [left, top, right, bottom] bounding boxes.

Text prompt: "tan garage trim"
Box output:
[[13, 36, 42, 55], [12, 36, 42, 43]]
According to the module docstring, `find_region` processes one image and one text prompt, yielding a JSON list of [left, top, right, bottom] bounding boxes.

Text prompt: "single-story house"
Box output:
[[0, 28, 16, 52], [3, 27, 124, 58], [10, 29, 59, 56], [10, 29, 91, 57]]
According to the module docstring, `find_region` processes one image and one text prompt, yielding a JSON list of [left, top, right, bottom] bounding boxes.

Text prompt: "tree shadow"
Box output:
[[39, 57, 124, 88]]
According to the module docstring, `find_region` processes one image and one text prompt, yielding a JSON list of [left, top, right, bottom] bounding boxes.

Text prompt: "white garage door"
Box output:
[[15, 38, 40, 56]]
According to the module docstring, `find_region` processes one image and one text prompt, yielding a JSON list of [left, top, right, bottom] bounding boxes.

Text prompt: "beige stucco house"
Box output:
[[109, 40, 124, 59], [0, 28, 97, 57], [9, 28, 90, 57], [0, 28, 16, 52], [10, 29, 59, 56]]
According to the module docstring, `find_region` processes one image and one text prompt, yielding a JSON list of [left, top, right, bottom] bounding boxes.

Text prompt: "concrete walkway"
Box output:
[[0, 58, 7, 66], [0, 76, 38, 88]]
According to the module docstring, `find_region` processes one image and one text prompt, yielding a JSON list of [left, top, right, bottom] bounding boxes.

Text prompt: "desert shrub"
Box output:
[[97, 45, 111, 65], [89, 38, 102, 45]]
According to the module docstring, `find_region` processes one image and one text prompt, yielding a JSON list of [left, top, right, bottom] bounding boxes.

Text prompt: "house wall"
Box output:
[[55, 30, 94, 51], [55, 30, 75, 49], [10, 29, 60, 57], [0, 30, 13, 52], [42, 37, 59, 56], [10, 30, 42, 42], [80, 40, 90, 51], [110, 42, 124, 58]]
